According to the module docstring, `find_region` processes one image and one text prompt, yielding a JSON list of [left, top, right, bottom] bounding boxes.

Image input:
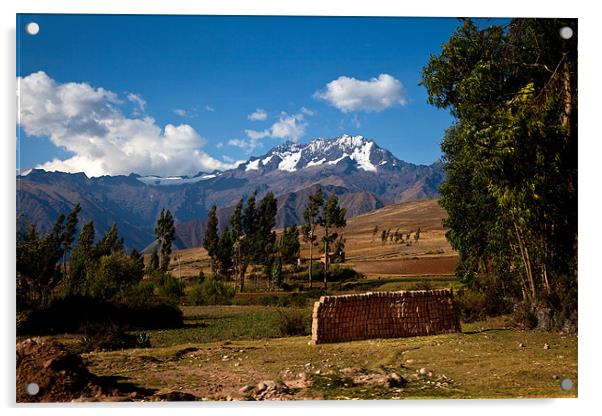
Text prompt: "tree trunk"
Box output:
[[308, 234, 313, 289], [514, 222, 537, 301]]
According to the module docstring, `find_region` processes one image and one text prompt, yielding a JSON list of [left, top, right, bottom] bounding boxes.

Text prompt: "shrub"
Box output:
[[454, 288, 489, 323], [188, 278, 235, 305], [76, 322, 149, 353], [275, 309, 311, 336], [17, 295, 183, 335], [84, 251, 144, 301], [326, 265, 363, 282], [156, 274, 185, 301]]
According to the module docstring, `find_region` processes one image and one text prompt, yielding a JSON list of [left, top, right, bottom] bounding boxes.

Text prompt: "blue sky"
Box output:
[[17, 15, 503, 176]]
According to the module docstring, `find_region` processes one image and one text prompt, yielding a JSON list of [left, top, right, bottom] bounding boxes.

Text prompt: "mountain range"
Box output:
[[17, 134, 445, 251]]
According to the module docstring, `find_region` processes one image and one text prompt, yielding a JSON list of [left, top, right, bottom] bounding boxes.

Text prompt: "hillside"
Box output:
[[17, 135, 444, 251], [166, 198, 457, 279]]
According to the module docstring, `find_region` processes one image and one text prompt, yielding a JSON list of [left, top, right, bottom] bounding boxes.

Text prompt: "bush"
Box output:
[[76, 322, 151, 353], [188, 278, 235, 305], [455, 288, 489, 323], [326, 265, 363, 282], [275, 309, 311, 336], [17, 295, 183, 335], [84, 252, 144, 301], [156, 274, 185, 301]]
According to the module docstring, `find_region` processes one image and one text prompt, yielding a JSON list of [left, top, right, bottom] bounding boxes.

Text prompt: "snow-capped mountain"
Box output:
[[241, 135, 403, 173], [17, 135, 444, 250]]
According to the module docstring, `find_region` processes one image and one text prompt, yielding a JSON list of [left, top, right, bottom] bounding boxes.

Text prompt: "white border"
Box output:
[[2, 1, 600, 415]]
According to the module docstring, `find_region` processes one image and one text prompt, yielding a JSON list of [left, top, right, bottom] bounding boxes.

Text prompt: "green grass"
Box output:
[[81, 314, 577, 400], [145, 305, 312, 347], [42, 283, 576, 401]]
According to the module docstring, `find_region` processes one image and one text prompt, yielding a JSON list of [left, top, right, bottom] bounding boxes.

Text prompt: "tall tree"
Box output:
[[66, 220, 95, 294], [322, 194, 347, 288], [61, 203, 81, 274], [302, 186, 324, 288], [421, 18, 577, 323], [155, 209, 176, 272], [280, 225, 301, 265], [203, 205, 219, 277]]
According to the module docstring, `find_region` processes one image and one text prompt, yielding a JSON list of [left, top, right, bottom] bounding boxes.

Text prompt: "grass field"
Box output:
[[70, 306, 577, 400]]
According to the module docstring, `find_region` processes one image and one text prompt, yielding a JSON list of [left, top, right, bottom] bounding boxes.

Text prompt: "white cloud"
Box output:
[[314, 73, 407, 113], [126, 92, 146, 113], [300, 106, 315, 116], [228, 138, 260, 153], [173, 108, 188, 117], [204, 105, 215, 112], [248, 108, 267, 121], [18, 71, 239, 177], [244, 112, 307, 144]]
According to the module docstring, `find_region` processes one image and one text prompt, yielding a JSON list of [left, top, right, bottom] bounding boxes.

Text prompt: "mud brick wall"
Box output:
[[310, 290, 461, 344]]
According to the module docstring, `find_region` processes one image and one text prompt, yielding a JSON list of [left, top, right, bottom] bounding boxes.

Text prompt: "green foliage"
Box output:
[[270, 258, 283, 288], [17, 219, 64, 308], [215, 226, 234, 279], [280, 225, 301, 264], [203, 204, 219, 275], [155, 209, 176, 272], [84, 251, 145, 301], [155, 274, 185, 302], [187, 278, 235, 305], [421, 18, 577, 327], [147, 250, 159, 273], [302, 186, 324, 287]]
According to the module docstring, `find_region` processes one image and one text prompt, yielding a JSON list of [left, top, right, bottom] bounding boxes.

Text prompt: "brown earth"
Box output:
[[165, 198, 457, 279]]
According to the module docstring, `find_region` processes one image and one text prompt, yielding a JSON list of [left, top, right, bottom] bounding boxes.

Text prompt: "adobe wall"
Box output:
[[310, 290, 461, 344]]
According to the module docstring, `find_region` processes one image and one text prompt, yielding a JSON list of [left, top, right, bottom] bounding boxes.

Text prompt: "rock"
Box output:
[[255, 382, 268, 393], [406, 359, 415, 364], [552, 375, 559, 380], [518, 343, 525, 348], [419, 367, 428, 375], [544, 343, 550, 350], [239, 385, 254, 394], [387, 372, 407, 388]]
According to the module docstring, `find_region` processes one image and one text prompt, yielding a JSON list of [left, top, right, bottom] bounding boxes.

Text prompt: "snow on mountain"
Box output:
[[137, 173, 218, 186], [240, 134, 398, 173]]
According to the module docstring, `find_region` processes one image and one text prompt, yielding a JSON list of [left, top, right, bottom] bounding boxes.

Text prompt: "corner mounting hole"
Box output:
[[26, 22, 40, 36], [559, 26, 573, 40], [560, 378, 573, 391], [26, 382, 40, 396]]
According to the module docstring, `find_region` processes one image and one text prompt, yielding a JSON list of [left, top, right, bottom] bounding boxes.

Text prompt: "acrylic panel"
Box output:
[[16, 14, 577, 402]]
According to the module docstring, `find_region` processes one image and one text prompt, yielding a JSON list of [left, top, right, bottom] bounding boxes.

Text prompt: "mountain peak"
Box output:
[[242, 134, 398, 173]]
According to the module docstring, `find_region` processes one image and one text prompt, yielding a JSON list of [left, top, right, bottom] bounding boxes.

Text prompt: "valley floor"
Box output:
[[49, 306, 577, 401]]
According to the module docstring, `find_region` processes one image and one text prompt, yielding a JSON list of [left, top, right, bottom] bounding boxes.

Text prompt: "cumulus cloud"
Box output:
[[248, 108, 267, 121], [314, 73, 407, 113], [244, 112, 307, 145], [18, 71, 239, 177]]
